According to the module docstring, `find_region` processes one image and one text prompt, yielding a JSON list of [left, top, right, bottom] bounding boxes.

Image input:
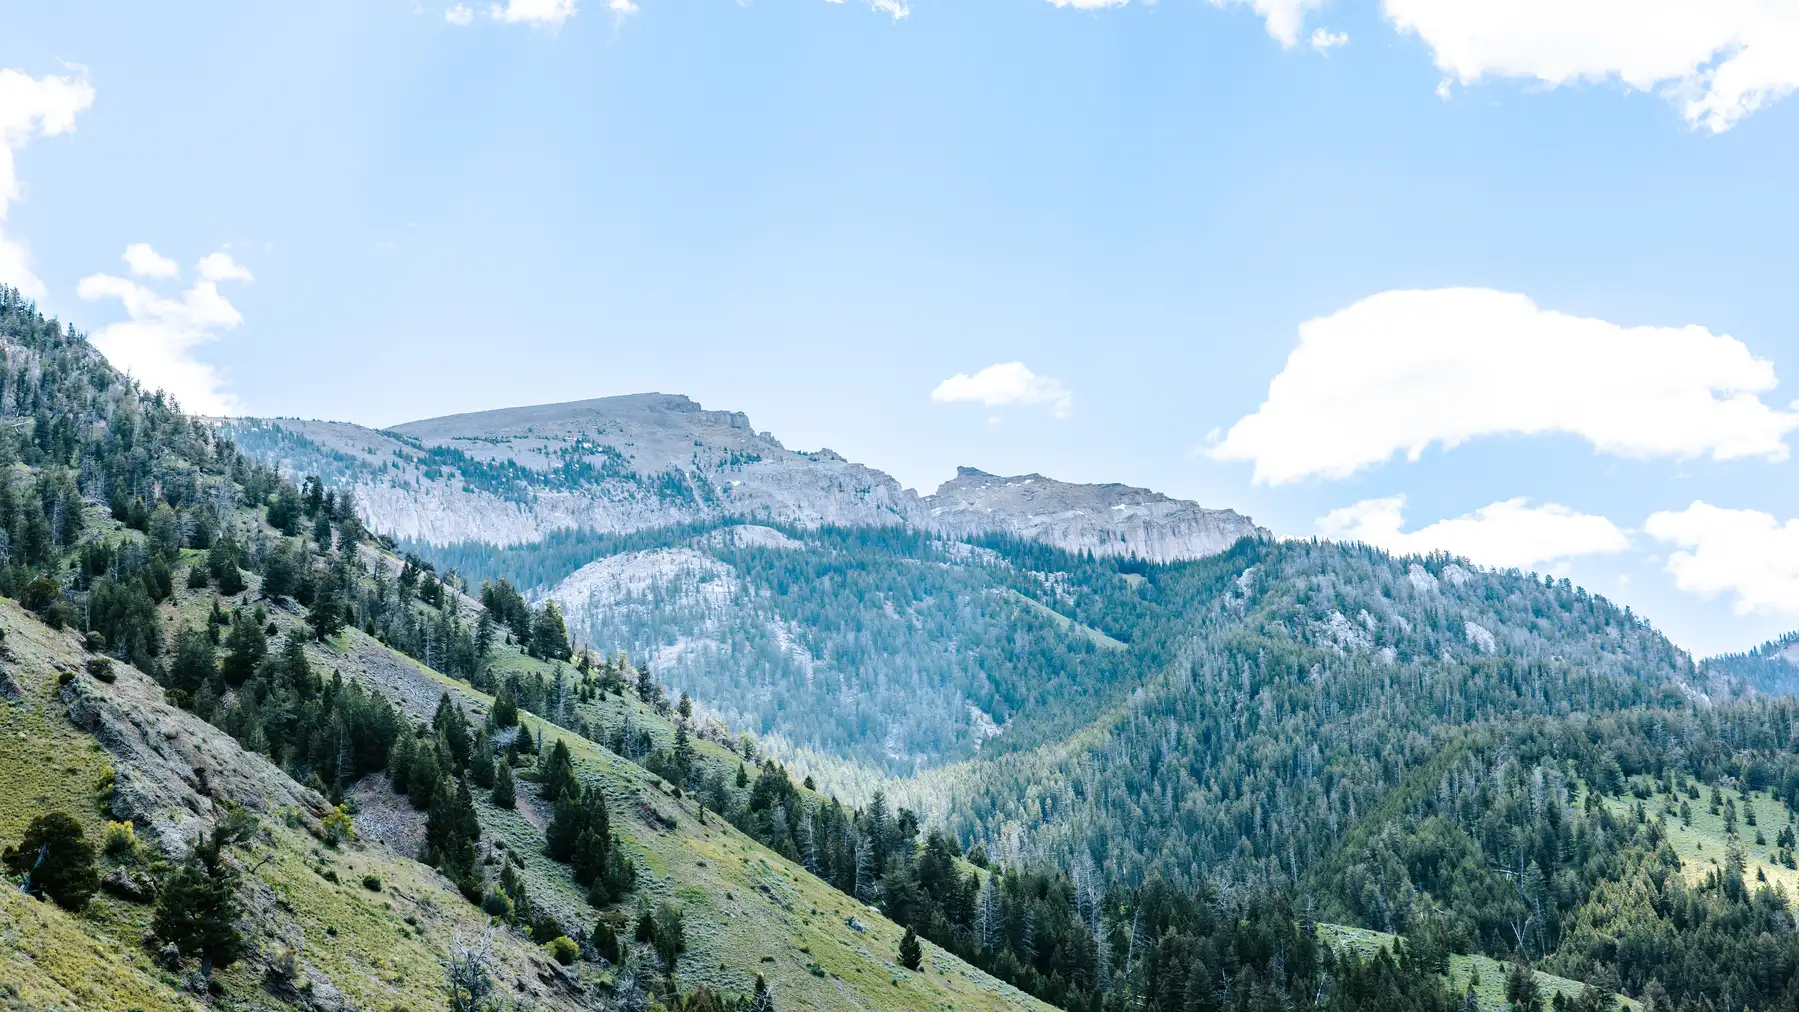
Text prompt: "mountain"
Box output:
[[223, 393, 1264, 559], [17, 282, 1799, 1011], [0, 288, 1063, 1011], [1702, 631, 1799, 696]]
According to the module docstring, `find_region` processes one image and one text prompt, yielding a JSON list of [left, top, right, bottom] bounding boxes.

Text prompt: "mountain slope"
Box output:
[[224, 395, 1263, 560], [0, 287, 1051, 1012]]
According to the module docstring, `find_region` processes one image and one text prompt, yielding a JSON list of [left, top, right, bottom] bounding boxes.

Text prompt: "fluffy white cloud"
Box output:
[[489, 0, 577, 25], [78, 247, 252, 416], [1217, 0, 1328, 47], [1383, 0, 1799, 132], [1211, 288, 1799, 485], [1645, 501, 1799, 615], [1318, 494, 1629, 569], [445, 4, 475, 25], [122, 242, 179, 280], [1310, 28, 1349, 51], [931, 362, 1072, 418], [0, 68, 95, 302]]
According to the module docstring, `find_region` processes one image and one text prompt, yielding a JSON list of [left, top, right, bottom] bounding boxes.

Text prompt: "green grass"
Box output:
[[1600, 781, 1799, 895], [996, 588, 1128, 651], [1318, 923, 1639, 1011], [312, 621, 1055, 1010]]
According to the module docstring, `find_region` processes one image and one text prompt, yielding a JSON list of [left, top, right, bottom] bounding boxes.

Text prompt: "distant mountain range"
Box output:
[[224, 392, 1265, 562]]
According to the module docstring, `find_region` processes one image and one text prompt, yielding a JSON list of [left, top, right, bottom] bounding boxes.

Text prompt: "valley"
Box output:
[[4, 286, 1799, 1012]]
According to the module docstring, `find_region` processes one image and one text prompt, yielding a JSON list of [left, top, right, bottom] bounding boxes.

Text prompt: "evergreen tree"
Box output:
[[307, 568, 345, 640], [541, 738, 579, 804], [899, 925, 922, 971], [220, 610, 267, 685], [531, 601, 572, 661], [2, 811, 99, 911], [153, 810, 256, 980], [491, 688, 519, 728], [491, 759, 516, 809], [751, 974, 774, 1012], [1505, 954, 1542, 1012]]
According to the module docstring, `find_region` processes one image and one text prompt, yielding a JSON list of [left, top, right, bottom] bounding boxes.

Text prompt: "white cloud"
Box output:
[[1050, 0, 1320, 46], [1216, 0, 1328, 47], [122, 242, 179, 280], [1382, 0, 1799, 133], [824, 0, 912, 16], [1211, 288, 1799, 485], [1645, 501, 1799, 615], [78, 247, 253, 416], [1310, 27, 1350, 51], [1318, 494, 1629, 569], [489, 0, 577, 25], [197, 251, 253, 283], [0, 68, 96, 302], [931, 362, 1073, 419], [445, 3, 476, 24]]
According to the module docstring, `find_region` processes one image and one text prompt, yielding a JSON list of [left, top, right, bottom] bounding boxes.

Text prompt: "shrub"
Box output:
[[3, 811, 101, 911], [86, 657, 116, 683], [102, 820, 140, 860], [546, 935, 578, 966], [320, 806, 354, 847], [362, 874, 382, 892]]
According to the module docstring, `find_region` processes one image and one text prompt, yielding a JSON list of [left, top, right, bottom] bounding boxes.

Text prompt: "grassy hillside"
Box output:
[[0, 599, 591, 1012], [1318, 923, 1638, 1012]]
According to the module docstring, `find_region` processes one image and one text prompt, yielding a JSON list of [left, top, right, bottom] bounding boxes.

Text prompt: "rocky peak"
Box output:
[[920, 467, 1266, 563], [228, 394, 1264, 563]]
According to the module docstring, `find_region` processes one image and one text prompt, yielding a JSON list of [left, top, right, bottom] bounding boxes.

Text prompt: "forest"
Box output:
[[6, 280, 1799, 1012]]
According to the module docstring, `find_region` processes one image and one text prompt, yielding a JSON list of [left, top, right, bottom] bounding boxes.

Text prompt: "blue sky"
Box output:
[[2, 0, 1797, 656]]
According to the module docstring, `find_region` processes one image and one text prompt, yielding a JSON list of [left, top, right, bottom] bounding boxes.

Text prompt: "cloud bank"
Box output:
[[1318, 494, 1629, 570], [931, 362, 1072, 419], [0, 68, 96, 302], [78, 246, 254, 416], [1386, 0, 1799, 133], [1211, 288, 1798, 485], [1646, 501, 1799, 616]]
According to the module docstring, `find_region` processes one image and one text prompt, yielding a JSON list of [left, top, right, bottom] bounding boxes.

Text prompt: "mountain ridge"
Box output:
[[225, 392, 1266, 562]]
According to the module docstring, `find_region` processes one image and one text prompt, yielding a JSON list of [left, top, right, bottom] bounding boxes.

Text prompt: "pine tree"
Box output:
[[220, 611, 267, 686], [307, 568, 345, 640], [492, 688, 519, 728], [491, 753, 517, 808], [752, 973, 775, 1012], [153, 810, 255, 980], [1505, 953, 1542, 1012], [899, 925, 922, 971], [542, 738, 579, 803], [2, 811, 99, 911]]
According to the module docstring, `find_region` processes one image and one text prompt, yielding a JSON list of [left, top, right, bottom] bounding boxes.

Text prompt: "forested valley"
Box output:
[[6, 279, 1799, 1012]]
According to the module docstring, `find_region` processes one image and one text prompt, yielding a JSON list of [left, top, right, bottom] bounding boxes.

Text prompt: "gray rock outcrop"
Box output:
[[226, 393, 1263, 562]]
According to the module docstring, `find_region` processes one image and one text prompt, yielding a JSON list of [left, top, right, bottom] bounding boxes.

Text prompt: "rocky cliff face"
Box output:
[[922, 467, 1263, 564], [227, 393, 1263, 561]]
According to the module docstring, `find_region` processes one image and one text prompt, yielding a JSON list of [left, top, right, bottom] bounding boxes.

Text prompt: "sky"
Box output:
[[1, 0, 1797, 657]]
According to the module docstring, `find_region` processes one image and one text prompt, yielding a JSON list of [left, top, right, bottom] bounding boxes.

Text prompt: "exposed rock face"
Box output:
[[226, 393, 1263, 563], [922, 467, 1264, 564]]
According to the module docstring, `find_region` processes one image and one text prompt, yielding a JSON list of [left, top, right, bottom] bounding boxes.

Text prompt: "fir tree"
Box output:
[[492, 760, 516, 809], [899, 925, 922, 971], [153, 809, 256, 980], [2, 811, 99, 911]]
